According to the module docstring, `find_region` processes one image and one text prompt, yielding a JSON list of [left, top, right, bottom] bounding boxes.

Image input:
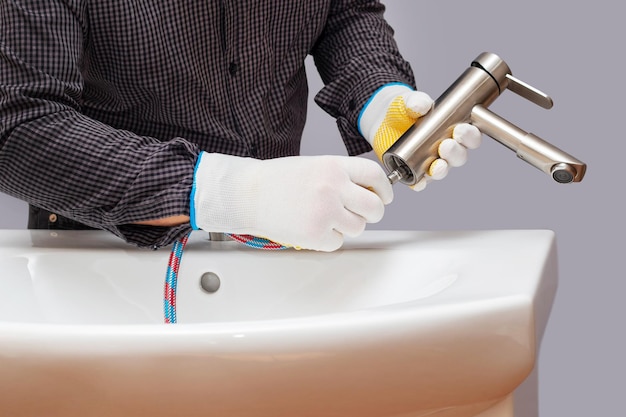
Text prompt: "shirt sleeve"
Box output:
[[311, 0, 417, 156], [0, 1, 199, 248]]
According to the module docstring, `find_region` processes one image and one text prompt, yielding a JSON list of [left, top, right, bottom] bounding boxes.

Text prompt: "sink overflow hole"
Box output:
[[200, 272, 221, 293]]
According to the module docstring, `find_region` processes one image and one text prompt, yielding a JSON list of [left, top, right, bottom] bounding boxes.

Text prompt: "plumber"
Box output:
[[0, 1, 480, 251]]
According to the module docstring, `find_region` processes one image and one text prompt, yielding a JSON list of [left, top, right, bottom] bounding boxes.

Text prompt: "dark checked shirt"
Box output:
[[0, 0, 415, 248]]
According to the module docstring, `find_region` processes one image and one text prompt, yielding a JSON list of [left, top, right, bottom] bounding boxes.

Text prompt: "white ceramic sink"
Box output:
[[0, 229, 557, 417]]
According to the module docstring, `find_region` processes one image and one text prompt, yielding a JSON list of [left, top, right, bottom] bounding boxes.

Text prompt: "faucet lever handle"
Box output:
[[505, 73, 554, 109]]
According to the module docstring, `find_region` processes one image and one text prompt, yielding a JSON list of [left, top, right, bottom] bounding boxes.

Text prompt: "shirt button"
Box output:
[[228, 62, 239, 76], [49, 213, 58, 223]]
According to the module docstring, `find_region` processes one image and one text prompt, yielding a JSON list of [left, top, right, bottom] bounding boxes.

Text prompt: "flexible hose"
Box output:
[[163, 233, 286, 323], [163, 233, 189, 324]]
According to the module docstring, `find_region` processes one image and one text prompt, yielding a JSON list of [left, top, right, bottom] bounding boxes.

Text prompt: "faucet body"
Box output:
[[383, 52, 586, 185]]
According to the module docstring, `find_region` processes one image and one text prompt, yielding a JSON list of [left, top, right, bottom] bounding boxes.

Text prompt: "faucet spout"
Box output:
[[382, 52, 586, 186], [470, 105, 586, 183]]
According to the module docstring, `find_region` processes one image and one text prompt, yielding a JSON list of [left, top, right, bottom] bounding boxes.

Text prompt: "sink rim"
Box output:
[[0, 229, 557, 417], [0, 229, 556, 351]]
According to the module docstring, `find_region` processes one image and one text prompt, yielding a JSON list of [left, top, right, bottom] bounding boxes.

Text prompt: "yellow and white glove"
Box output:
[[358, 83, 482, 191], [190, 152, 393, 252]]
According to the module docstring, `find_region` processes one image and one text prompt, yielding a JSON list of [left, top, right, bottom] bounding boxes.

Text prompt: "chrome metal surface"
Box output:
[[505, 74, 553, 109], [382, 52, 586, 185], [471, 105, 586, 182], [208, 232, 228, 241]]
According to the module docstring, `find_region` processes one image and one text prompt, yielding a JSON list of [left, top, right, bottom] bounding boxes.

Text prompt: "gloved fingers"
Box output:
[[427, 158, 449, 180], [296, 205, 367, 251], [438, 138, 468, 167], [452, 123, 482, 149], [343, 157, 394, 205], [408, 159, 447, 193], [410, 176, 430, 192], [341, 183, 387, 224], [401, 90, 434, 119], [334, 209, 368, 238], [409, 123, 481, 193], [315, 229, 345, 252]]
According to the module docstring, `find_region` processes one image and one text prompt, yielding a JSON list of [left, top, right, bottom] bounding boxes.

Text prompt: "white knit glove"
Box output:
[[190, 152, 393, 251], [359, 83, 482, 191]]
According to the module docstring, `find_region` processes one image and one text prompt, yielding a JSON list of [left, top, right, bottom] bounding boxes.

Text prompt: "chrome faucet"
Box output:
[[384, 52, 586, 186]]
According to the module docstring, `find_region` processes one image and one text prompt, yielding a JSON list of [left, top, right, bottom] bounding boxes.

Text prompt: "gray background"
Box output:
[[0, 0, 623, 415]]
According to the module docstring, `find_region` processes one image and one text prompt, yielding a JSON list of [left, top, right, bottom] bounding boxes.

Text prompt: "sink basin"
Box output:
[[0, 229, 557, 417]]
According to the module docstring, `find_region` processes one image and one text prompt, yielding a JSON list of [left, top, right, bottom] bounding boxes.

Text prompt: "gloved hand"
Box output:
[[359, 83, 482, 191], [190, 152, 393, 251]]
